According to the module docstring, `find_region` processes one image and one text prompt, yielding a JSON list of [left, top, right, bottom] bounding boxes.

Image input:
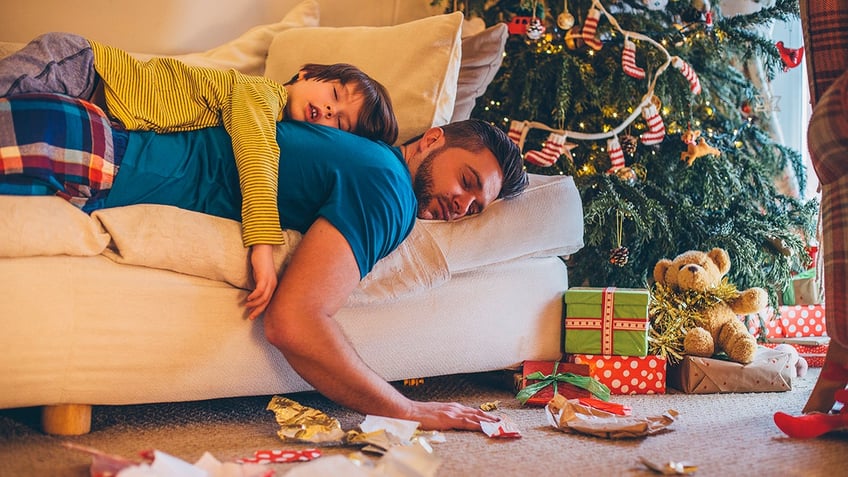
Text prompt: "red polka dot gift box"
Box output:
[[742, 305, 827, 339], [778, 305, 827, 337], [566, 354, 667, 395]]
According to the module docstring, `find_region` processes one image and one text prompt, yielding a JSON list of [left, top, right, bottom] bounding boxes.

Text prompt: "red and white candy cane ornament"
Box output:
[[621, 38, 645, 79], [640, 100, 666, 145], [672, 56, 702, 94], [607, 136, 625, 172], [525, 132, 570, 167], [581, 6, 603, 50]]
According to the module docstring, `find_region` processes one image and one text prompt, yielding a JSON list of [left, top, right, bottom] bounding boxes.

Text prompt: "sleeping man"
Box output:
[[0, 93, 528, 432]]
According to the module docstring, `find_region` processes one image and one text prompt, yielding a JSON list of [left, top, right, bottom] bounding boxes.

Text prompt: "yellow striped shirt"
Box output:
[[90, 40, 287, 247]]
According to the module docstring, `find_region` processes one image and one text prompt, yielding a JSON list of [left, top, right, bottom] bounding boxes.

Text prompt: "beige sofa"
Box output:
[[0, 0, 584, 435]]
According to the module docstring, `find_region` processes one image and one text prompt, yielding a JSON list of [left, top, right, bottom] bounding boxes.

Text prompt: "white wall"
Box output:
[[0, 0, 441, 54]]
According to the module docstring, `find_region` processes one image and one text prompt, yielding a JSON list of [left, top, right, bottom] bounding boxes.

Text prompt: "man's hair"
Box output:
[[287, 63, 399, 145], [440, 119, 528, 199]]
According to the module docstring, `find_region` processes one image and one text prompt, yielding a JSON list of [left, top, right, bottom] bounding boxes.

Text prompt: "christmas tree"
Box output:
[[436, 0, 818, 298]]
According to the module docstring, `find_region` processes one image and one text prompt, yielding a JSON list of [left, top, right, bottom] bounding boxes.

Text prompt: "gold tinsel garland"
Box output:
[[648, 279, 741, 364]]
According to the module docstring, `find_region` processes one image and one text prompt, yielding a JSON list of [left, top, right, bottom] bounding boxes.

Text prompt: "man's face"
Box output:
[[414, 146, 504, 221]]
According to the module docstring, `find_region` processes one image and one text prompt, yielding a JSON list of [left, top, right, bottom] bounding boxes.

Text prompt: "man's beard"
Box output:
[[413, 151, 436, 217]]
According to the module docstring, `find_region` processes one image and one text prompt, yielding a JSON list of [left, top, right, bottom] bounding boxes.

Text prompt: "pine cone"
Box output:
[[620, 135, 638, 155], [609, 246, 630, 266]]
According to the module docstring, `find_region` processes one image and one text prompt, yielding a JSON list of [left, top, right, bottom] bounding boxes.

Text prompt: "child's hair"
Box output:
[[287, 63, 398, 144]]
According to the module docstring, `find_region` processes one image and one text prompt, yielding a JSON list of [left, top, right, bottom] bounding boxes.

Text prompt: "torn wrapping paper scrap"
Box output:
[[235, 448, 321, 464], [283, 441, 441, 477], [577, 397, 631, 416], [359, 415, 420, 442], [62, 443, 276, 477], [638, 456, 698, 475], [480, 415, 522, 438], [545, 394, 677, 439], [266, 395, 346, 443]]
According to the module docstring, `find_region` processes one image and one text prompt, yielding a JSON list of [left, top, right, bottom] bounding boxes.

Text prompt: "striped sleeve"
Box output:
[[224, 80, 288, 247]]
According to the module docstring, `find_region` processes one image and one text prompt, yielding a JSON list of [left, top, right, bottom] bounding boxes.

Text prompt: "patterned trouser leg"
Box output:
[[0, 32, 98, 99], [808, 70, 848, 347]]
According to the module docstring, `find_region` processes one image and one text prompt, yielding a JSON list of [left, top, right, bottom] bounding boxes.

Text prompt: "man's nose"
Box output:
[[324, 104, 334, 118], [453, 195, 473, 219]]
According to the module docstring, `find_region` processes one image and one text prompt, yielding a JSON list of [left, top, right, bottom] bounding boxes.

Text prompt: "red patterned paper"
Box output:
[[567, 354, 666, 395]]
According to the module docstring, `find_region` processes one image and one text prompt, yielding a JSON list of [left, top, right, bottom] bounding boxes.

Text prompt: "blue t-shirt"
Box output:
[[105, 122, 416, 277]]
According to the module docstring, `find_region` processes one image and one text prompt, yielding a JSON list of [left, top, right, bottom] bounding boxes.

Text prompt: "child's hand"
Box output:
[[246, 244, 277, 320]]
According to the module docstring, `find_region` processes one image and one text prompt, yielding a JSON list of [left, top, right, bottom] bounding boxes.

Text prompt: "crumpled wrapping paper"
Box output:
[[545, 394, 677, 438]]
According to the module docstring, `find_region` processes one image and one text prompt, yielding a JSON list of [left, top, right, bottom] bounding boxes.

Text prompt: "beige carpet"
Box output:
[[1, 368, 846, 477]]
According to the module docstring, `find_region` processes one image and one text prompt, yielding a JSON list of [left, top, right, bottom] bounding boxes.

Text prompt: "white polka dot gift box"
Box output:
[[567, 354, 667, 395]]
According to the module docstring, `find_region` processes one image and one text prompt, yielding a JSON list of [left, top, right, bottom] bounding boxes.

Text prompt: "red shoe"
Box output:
[[773, 411, 848, 439]]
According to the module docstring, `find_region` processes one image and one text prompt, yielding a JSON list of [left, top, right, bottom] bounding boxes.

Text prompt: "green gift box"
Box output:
[[564, 287, 650, 356]]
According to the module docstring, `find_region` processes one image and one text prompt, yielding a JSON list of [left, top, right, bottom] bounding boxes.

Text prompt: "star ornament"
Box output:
[[754, 94, 781, 114]]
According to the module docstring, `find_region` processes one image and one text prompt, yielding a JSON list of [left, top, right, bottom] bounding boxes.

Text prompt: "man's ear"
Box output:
[[418, 127, 445, 152]]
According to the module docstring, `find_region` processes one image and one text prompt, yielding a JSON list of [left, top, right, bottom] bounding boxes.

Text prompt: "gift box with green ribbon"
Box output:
[[564, 287, 650, 356], [515, 360, 611, 406]]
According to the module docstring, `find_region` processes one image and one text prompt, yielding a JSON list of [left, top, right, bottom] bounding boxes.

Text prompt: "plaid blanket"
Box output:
[[0, 93, 121, 211]]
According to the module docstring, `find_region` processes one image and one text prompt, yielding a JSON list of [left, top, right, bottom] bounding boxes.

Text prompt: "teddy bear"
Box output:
[[653, 247, 768, 364]]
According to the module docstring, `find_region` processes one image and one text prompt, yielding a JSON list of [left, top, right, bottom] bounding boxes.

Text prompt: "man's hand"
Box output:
[[246, 244, 277, 320], [403, 400, 500, 432]]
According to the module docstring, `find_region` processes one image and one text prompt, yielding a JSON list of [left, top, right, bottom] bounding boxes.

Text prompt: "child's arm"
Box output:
[[246, 244, 277, 320], [222, 80, 288, 249]]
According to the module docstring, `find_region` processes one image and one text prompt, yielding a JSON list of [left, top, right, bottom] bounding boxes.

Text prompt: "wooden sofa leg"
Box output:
[[41, 404, 92, 435]]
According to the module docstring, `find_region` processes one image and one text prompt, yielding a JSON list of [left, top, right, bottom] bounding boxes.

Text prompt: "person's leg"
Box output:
[[0, 94, 121, 212], [0, 32, 98, 100], [802, 70, 848, 414]]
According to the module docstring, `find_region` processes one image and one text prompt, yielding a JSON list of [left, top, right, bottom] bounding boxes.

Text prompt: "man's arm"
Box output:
[[263, 218, 497, 431]]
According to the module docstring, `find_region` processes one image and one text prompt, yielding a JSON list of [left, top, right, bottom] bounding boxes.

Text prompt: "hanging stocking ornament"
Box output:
[[622, 38, 645, 79], [507, 120, 527, 146], [525, 132, 574, 167], [580, 6, 604, 50], [639, 98, 666, 145], [672, 57, 702, 94], [609, 211, 629, 267], [607, 136, 625, 172]]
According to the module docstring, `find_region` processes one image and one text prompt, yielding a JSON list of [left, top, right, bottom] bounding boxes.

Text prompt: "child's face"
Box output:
[[284, 72, 364, 133]]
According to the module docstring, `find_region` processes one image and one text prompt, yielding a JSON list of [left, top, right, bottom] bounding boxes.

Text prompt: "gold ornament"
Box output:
[[615, 166, 638, 185], [557, 0, 575, 29]]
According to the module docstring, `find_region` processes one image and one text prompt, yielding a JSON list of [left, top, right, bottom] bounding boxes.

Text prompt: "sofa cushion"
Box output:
[[0, 174, 581, 301], [0, 196, 110, 257], [452, 23, 509, 122], [264, 12, 464, 144]]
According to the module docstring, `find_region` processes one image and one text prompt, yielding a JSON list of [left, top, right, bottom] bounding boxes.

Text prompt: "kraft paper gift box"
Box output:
[[564, 287, 650, 357], [567, 354, 667, 395], [781, 269, 822, 306], [515, 361, 594, 405], [668, 346, 794, 393]]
